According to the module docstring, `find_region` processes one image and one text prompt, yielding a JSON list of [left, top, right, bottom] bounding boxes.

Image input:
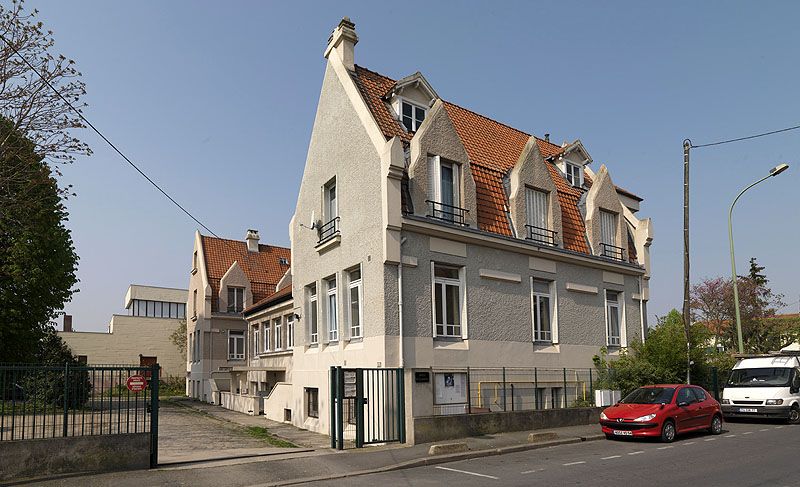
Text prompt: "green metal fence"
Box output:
[[0, 363, 160, 467], [430, 367, 596, 415]]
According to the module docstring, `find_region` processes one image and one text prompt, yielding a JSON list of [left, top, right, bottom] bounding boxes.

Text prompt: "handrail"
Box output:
[[599, 242, 626, 261], [525, 225, 558, 246], [425, 200, 468, 226]]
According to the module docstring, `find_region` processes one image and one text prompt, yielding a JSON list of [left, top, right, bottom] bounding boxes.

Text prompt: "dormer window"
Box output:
[[401, 101, 426, 132], [565, 162, 582, 187], [426, 155, 467, 226]]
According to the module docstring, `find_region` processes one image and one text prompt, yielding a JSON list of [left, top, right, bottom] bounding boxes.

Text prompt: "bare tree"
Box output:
[[0, 0, 90, 184]]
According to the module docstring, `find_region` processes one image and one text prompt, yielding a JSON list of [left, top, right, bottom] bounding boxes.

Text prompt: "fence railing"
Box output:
[[599, 243, 626, 261], [426, 200, 469, 226], [317, 217, 340, 244], [430, 367, 596, 416], [525, 225, 558, 246], [0, 363, 159, 446]]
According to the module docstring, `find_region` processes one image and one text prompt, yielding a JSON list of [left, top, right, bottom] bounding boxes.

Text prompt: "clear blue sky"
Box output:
[[33, 1, 799, 331]]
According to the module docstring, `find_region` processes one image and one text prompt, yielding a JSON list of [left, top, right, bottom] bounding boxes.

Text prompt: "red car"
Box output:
[[599, 384, 723, 442]]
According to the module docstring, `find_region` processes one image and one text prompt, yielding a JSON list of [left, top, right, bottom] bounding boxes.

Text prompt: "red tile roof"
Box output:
[[351, 65, 595, 254], [244, 284, 292, 315], [200, 235, 290, 312]]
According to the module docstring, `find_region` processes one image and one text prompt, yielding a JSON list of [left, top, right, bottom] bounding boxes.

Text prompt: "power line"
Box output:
[[0, 32, 223, 241], [690, 123, 800, 149]]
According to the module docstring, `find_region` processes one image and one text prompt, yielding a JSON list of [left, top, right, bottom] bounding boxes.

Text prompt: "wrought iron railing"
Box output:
[[600, 243, 626, 261], [317, 217, 340, 243], [525, 225, 558, 246], [426, 200, 468, 226]]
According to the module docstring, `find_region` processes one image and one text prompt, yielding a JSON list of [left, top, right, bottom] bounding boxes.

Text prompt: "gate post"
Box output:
[[466, 367, 471, 414], [398, 368, 406, 444], [534, 368, 539, 409], [63, 363, 69, 437], [336, 367, 345, 450], [150, 364, 160, 468], [562, 368, 567, 408], [330, 366, 337, 449], [712, 367, 719, 401], [502, 367, 507, 412], [355, 369, 364, 448]]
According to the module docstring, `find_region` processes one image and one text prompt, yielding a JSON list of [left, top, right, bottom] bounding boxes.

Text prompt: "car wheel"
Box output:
[[709, 415, 723, 435], [660, 420, 676, 443], [789, 405, 800, 425]]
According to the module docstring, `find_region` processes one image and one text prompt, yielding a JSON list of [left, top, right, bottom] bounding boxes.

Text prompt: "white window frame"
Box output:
[[264, 322, 271, 352], [227, 286, 245, 313], [309, 284, 318, 344], [565, 162, 582, 187], [188, 331, 193, 362], [228, 330, 245, 360], [429, 155, 461, 208], [431, 262, 467, 339], [324, 178, 337, 222], [253, 326, 260, 356], [400, 99, 426, 132], [327, 275, 338, 342], [531, 278, 554, 343], [348, 266, 363, 339], [605, 290, 626, 347], [600, 210, 617, 247], [286, 315, 295, 349], [275, 319, 282, 351], [525, 187, 548, 230]]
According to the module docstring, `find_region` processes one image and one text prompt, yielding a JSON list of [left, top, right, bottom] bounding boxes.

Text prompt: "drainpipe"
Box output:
[[398, 237, 407, 368]]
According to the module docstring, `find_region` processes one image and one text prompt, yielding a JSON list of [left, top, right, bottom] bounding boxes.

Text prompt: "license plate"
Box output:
[[613, 430, 633, 436], [739, 408, 758, 413]]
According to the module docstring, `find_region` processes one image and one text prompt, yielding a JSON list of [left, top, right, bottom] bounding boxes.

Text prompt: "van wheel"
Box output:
[[709, 415, 723, 435], [660, 420, 676, 443], [789, 405, 800, 425]]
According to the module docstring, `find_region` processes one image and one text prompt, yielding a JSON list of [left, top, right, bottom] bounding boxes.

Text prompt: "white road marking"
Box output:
[[760, 428, 769, 432], [435, 467, 499, 480], [684, 441, 696, 445], [628, 451, 644, 456], [743, 431, 753, 435], [563, 461, 586, 466], [704, 438, 716, 442], [775, 426, 784, 429], [601, 455, 621, 460], [520, 469, 545, 474], [657, 446, 674, 450], [724, 434, 736, 438]]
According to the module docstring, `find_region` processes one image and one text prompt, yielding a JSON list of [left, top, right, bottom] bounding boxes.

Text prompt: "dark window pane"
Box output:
[[402, 102, 412, 117], [402, 116, 413, 132], [434, 266, 459, 279]]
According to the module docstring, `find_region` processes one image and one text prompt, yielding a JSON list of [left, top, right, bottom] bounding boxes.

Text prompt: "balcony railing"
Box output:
[[426, 200, 469, 226], [317, 217, 340, 244], [600, 243, 626, 261], [525, 225, 558, 246]]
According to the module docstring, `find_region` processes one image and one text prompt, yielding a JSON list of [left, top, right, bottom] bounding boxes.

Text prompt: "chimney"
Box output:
[[324, 17, 358, 71], [544, 133, 550, 142], [246, 229, 260, 253], [63, 314, 73, 332]]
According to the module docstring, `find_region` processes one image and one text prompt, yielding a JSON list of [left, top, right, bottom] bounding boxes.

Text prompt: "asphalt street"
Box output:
[[310, 421, 800, 487]]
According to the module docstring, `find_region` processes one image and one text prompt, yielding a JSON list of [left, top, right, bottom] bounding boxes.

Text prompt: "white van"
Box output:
[[721, 354, 800, 423]]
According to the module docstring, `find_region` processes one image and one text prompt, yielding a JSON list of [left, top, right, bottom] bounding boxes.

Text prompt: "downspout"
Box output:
[[398, 237, 407, 368]]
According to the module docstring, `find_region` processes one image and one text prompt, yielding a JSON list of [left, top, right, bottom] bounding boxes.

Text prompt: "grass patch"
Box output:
[[245, 426, 297, 448]]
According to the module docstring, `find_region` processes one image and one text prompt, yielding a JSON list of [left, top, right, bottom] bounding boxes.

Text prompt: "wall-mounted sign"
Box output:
[[434, 372, 467, 405], [126, 375, 147, 393], [414, 371, 430, 383]]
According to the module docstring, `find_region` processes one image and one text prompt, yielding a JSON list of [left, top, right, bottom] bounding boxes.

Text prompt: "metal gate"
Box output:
[[330, 367, 405, 449], [0, 363, 160, 467]]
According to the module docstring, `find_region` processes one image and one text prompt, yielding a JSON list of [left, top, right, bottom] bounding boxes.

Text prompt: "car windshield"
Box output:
[[727, 368, 792, 387], [620, 387, 675, 404]]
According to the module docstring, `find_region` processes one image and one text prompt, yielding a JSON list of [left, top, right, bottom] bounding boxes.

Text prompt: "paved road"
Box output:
[[311, 421, 800, 487]]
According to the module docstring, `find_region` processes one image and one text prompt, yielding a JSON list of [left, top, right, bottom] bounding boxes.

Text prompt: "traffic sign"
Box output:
[[126, 375, 148, 393]]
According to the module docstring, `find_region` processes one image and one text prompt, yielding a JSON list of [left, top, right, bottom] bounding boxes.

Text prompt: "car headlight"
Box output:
[[633, 413, 657, 422], [600, 412, 608, 420], [721, 399, 730, 404], [766, 399, 784, 405]]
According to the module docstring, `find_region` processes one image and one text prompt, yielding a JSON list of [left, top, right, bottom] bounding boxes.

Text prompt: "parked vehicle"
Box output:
[[600, 384, 723, 443], [721, 354, 800, 423]]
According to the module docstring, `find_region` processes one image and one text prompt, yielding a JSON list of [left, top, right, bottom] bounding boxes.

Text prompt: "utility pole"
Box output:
[[683, 140, 692, 384]]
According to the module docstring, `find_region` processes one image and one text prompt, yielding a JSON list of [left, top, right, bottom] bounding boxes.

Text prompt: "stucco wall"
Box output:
[[585, 166, 628, 258], [507, 137, 563, 241], [59, 315, 184, 377]]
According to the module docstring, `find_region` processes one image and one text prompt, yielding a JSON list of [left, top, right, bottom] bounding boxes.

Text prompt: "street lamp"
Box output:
[[728, 163, 790, 354]]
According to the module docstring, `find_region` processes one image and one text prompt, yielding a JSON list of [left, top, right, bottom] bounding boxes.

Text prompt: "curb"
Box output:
[[262, 433, 605, 486]]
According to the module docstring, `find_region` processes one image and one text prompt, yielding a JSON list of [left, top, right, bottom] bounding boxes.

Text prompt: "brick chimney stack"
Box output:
[[63, 314, 73, 332]]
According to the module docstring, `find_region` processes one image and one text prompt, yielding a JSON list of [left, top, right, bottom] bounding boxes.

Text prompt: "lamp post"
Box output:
[[728, 163, 789, 354]]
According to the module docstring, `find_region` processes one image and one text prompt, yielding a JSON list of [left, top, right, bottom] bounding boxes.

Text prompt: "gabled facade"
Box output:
[[282, 18, 653, 438], [186, 229, 290, 402]]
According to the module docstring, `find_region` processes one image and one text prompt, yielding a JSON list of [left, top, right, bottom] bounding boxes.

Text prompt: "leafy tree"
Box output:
[[748, 257, 767, 286], [0, 0, 90, 184], [0, 116, 79, 363], [170, 319, 187, 360]]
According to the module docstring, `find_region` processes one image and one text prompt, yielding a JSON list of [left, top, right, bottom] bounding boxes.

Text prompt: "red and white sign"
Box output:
[[126, 375, 148, 393]]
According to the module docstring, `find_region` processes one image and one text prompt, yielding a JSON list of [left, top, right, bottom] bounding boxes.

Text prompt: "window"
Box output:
[[189, 332, 193, 361], [525, 188, 555, 244], [348, 267, 363, 338], [324, 179, 337, 222], [551, 387, 564, 409], [309, 284, 318, 344], [253, 327, 260, 355], [192, 251, 198, 272], [401, 100, 426, 132], [192, 291, 198, 318], [606, 290, 621, 346], [286, 315, 295, 349], [228, 330, 245, 360], [263, 322, 271, 352], [227, 287, 245, 313], [565, 162, 582, 187], [77, 355, 88, 365], [532, 279, 552, 342], [428, 155, 464, 224], [195, 330, 200, 362], [433, 264, 462, 337], [327, 276, 338, 342], [275, 319, 282, 351], [676, 388, 694, 405], [305, 387, 319, 418], [691, 387, 707, 402], [600, 210, 617, 246]]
